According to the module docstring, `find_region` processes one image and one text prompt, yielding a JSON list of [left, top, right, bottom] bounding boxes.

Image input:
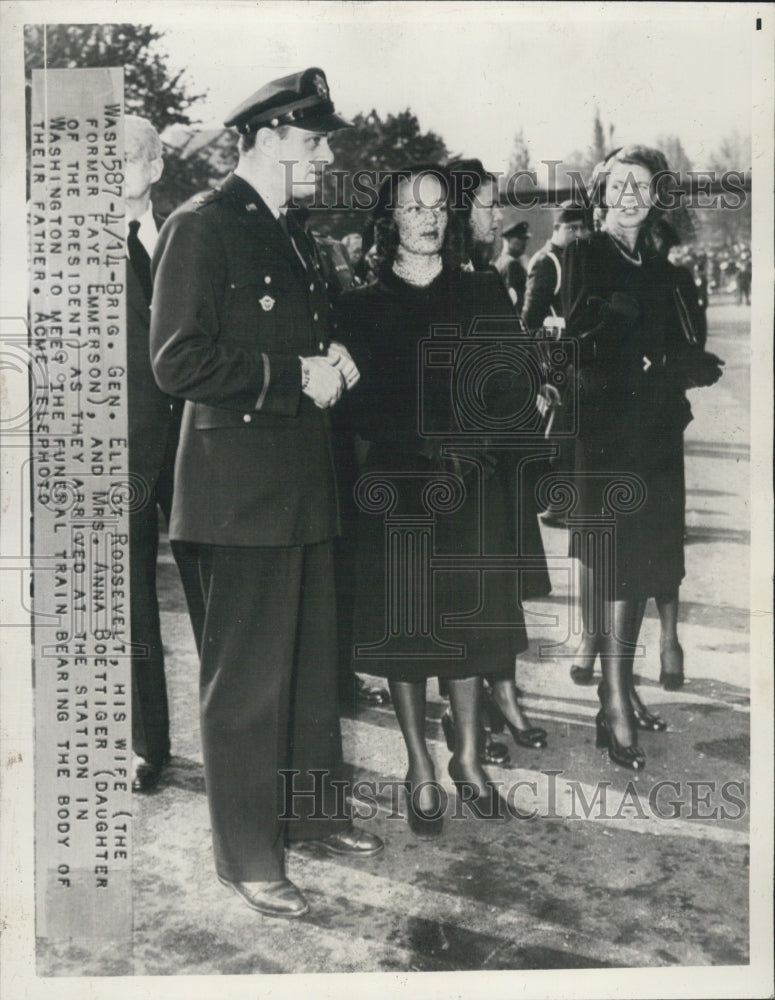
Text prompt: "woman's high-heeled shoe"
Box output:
[[659, 643, 685, 691], [485, 696, 548, 749], [631, 702, 668, 732], [440, 710, 510, 766], [447, 758, 511, 820], [595, 710, 646, 771], [403, 774, 444, 839]]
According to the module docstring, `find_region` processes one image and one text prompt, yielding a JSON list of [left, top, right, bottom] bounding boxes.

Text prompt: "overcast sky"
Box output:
[[152, 1, 755, 174]]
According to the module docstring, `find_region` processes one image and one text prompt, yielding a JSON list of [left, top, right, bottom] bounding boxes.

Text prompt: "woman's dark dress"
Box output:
[[562, 231, 691, 600], [336, 267, 530, 681]]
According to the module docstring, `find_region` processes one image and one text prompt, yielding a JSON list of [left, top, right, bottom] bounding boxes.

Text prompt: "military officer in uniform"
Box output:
[[521, 202, 591, 532], [521, 201, 591, 333], [494, 220, 530, 312], [150, 68, 384, 920]]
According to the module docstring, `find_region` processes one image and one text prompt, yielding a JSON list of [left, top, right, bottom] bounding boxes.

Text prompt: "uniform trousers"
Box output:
[[195, 539, 350, 883], [130, 435, 205, 766]]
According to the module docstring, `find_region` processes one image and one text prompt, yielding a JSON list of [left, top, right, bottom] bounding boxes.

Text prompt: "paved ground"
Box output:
[[37, 298, 758, 979]]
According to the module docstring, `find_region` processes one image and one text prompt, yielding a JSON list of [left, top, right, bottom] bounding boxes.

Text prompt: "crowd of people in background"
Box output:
[[325, 219, 752, 314], [670, 240, 752, 306]]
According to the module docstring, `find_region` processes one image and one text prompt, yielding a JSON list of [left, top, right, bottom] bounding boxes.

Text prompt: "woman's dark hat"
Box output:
[[224, 67, 351, 134]]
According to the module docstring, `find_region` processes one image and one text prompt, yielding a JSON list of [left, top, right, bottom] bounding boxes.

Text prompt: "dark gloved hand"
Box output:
[[672, 350, 725, 388]]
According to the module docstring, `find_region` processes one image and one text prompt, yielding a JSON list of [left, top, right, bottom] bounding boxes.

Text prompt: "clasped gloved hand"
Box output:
[[671, 349, 725, 388]]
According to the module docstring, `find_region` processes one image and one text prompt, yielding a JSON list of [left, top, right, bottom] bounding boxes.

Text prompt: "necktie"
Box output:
[[128, 219, 153, 302], [279, 213, 308, 271]]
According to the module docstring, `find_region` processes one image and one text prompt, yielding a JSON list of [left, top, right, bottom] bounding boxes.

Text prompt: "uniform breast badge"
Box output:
[[259, 295, 275, 311]]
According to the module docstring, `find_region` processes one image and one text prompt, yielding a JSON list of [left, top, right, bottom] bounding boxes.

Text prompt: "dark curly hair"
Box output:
[[372, 165, 467, 277]]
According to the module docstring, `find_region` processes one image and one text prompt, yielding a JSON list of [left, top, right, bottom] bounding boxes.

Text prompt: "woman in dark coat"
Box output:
[[562, 145, 723, 770], [336, 167, 532, 832], [444, 158, 550, 758]]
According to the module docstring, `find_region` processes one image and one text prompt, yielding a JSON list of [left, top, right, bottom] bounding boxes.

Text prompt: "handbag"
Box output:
[[671, 282, 724, 386]]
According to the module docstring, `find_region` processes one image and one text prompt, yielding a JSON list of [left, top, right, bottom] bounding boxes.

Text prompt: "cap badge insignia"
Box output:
[[312, 74, 328, 99], [259, 295, 275, 311], [246, 203, 257, 212]]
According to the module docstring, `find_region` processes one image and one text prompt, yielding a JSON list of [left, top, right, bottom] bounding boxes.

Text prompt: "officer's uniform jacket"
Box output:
[[126, 211, 184, 495], [494, 251, 528, 314], [150, 173, 339, 548], [521, 240, 564, 333]]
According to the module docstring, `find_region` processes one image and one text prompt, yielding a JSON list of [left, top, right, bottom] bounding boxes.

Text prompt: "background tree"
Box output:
[[24, 23, 205, 127], [328, 109, 448, 177], [701, 129, 752, 246], [24, 23, 212, 213], [650, 134, 696, 243], [591, 107, 607, 165], [155, 125, 240, 215], [317, 109, 449, 238], [559, 108, 617, 185], [656, 133, 693, 176], [506, 127, 532, 174]]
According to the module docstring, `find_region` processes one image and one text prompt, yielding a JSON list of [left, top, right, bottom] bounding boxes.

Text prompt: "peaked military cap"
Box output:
[[224, 67, 351, 134], [503, 221, 530, 238]]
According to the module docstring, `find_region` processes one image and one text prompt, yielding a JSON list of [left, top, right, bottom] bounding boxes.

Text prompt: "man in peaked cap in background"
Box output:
[[150, 67, 384, 920], [522, 201, 592, 535], [521, 201, 591, 333], [495, 219, 531, 313]]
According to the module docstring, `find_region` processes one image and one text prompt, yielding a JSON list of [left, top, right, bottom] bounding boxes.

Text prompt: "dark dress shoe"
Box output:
[[217, 875, 309, 918], [632, 704, 668, 732], [132, 754, 170, 793], [485, 700, 548, 750], [595, 710, 645, 771], [440, 710, 511, 766], [317, 825, 384, 857], [507, 724, 548, 749], [403, 776, 444, 839], [480, 737, 510, 766], [356, 677, 391, 706]]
